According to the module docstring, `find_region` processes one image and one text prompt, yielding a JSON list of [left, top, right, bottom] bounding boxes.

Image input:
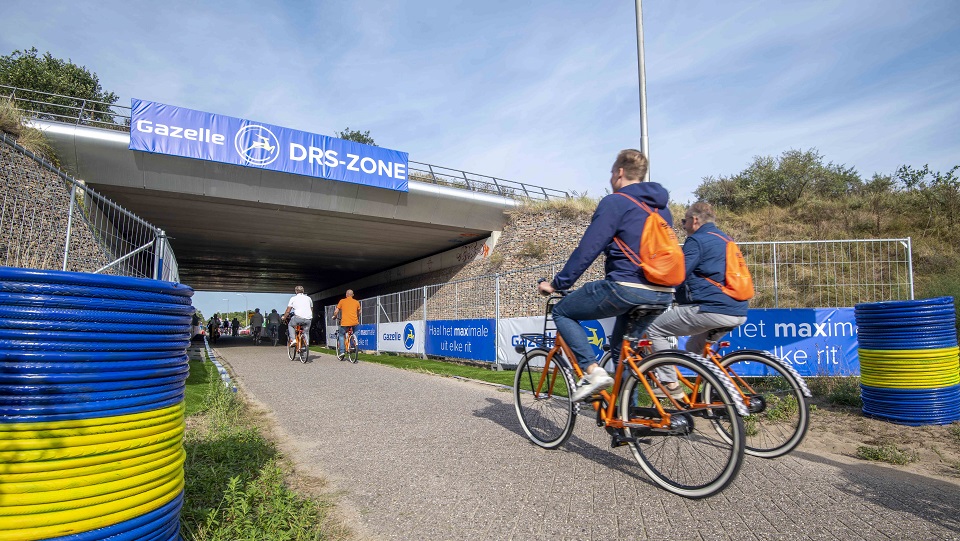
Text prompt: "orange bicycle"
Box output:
[[336, 325, 359, 363], [513, 291, 748, 499], [598, 326, 812, 458], [287, 321, 309, 363]]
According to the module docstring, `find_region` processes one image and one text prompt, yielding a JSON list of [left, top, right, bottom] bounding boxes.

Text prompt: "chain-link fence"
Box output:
[[0, 131, 178, 281]]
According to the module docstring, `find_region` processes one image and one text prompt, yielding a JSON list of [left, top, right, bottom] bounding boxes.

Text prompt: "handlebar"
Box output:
[[537, 277, 569, 297]]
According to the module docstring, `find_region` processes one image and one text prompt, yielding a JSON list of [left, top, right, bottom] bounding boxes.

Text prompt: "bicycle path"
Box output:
[[212, 340, 960, 541]]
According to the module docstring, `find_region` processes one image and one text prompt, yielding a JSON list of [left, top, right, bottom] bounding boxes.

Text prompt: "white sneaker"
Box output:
[[652, 381, 686, 399], [571, 369, 614, 402]]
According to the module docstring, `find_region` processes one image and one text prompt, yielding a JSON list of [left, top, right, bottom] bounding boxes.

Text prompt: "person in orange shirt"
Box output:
[[334, 289, 361, 352]]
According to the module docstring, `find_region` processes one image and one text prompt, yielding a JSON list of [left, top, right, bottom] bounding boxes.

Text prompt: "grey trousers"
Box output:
[[644, 305, 747, 383]]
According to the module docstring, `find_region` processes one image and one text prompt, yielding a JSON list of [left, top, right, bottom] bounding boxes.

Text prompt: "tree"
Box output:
[[336, 127, 377, 146], [0, 48, 119, 126], [694, 149, 862, 211]]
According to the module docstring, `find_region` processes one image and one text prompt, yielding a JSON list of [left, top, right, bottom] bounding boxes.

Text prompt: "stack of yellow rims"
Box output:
[[855, 296, 960, 426], [0, 267, 193, 540]]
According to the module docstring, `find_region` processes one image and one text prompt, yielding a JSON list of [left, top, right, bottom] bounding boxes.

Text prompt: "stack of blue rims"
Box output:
[[855, 296, 960, 426], [0, 266, 193, 541]]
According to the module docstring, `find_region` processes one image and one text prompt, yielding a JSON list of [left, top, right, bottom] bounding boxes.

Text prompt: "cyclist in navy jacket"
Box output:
[[645, 201, 748, 396], [538, 149, 675, 402]]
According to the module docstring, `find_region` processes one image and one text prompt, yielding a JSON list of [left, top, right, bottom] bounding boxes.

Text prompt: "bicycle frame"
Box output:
[[530, 296, 707, 432]]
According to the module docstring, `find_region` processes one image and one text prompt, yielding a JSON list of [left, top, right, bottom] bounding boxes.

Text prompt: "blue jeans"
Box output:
[[551, 280, 672, 372]]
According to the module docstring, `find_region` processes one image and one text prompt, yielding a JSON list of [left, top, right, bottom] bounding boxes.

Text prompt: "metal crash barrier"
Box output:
[[0, 266, 193, 540]]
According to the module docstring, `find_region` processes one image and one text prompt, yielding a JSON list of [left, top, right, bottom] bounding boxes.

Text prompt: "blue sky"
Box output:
[[3, 0, 958, 316]]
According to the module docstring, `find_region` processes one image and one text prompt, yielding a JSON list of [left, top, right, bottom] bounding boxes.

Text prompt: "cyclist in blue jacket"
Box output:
[[538, 149, 676, 402], [645, 201, 749, 396]]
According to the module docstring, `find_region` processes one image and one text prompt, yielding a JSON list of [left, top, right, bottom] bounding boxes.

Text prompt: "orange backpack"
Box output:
[[701, 232, 755, 301], [612, 193, 685, 287]]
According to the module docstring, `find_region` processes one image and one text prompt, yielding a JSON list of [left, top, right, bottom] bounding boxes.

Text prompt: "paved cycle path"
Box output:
[[212, 340, 960, 541]]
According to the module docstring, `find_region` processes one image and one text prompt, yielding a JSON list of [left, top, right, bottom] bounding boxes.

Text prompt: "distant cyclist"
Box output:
[[266, 308, 282, 344], [250, 308, 265, 342], [334, 289, 361, 351], [282, 285, 313, 348]]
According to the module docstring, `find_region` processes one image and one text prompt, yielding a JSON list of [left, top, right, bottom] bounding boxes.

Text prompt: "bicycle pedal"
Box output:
[[610, 430, 631, 448]]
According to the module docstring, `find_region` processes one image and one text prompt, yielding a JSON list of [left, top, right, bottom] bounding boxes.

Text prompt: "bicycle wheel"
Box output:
[[272, 331, 279, 347], [287, 338, 296, 361], [619, 352, 746, 499], [513, 348, 577, 449], [336, 334, 346, 361], [707, 350, 811, 458], [348, 334, 359, 363], [298, 337, 309, 363]]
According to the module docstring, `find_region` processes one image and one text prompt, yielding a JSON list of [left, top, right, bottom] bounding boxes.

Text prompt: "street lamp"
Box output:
[[236, 293, 249, 326], [635, 0, 650, 182], [221, 298, 230, 317]]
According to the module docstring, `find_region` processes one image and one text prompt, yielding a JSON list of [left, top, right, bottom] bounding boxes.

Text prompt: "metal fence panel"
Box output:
[[424, 274, 499, 321], [739, 239, 913, 308]]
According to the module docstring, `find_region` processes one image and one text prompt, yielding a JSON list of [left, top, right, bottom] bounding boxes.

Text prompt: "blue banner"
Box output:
[[426, 319, 496, 362], [129, 99, 409, 192], [679, 308, 859, 377], [354, 324, 377, 350]]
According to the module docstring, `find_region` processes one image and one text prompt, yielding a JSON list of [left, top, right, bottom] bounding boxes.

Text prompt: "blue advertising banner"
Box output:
[[426, 319, 496, 362], [129, 99, 409, 192], [355, 324, 377, 351], [680, 307, 859, 377]]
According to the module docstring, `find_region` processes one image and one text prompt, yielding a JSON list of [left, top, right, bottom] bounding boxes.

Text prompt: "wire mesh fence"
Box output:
[[0, 131, 178, 281], [740, 239, 913, 308], [323, 238, 913, 355]]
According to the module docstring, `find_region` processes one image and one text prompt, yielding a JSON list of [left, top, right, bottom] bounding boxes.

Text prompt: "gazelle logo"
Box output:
[[403, 323, 415, 350], [581, 320, 607, 361], [234, 124, 280, 166]]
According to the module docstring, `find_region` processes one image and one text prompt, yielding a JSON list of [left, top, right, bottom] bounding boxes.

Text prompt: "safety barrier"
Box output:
[[0, 266, 193, 540], [855, 297, 960, 425]]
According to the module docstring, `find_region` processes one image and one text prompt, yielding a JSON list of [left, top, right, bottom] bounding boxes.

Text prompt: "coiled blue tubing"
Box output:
[[862, 384, 960, 425], [42, 492, 184, 541], [0, 266, 194, 423]]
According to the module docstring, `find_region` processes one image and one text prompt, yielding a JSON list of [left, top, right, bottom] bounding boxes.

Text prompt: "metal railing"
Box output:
[[1, 84, 567, 201], [0, 130, 178, 281], [324, 237, 914, 358]]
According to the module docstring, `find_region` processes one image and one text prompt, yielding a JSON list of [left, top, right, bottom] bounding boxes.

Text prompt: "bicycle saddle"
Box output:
[[706, 326, 737, 342], [626, 304, 667, 320]]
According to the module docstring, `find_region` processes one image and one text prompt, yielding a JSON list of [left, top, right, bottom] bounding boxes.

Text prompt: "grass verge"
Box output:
[[856, 444, 919, 465], [182, 360, 348, 541]]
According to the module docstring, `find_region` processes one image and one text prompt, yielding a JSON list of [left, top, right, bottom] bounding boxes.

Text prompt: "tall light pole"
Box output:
[[236, 293, 249, 326], [635, 0, 651, 182], [221, 298, 229, 317]]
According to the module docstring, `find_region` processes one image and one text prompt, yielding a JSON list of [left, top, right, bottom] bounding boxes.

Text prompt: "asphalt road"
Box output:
[[210, 338, 960, 541]]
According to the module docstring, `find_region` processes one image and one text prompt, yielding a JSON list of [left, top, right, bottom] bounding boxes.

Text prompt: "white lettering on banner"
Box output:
[[288, 144, 402, 174], [346, 154, 360, 171], [774, 321, 855, 338], [428, 325, 491, 337], [135, 119, 225, 145]]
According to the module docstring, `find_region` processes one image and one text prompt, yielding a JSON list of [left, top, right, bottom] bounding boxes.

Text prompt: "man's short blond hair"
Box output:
[[295, 285, 304, 293], [346, 289, 354, 297], [613, 149, 649, 181]]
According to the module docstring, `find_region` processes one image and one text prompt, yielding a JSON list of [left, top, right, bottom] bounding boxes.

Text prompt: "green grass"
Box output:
[[185, 359, 216, 416], [182, 370, 347, 540], [314, 346, 518, 387], [855, 444, 919, 465]]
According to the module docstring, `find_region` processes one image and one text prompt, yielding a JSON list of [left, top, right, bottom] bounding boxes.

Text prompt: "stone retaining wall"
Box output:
[[0, 138, 114, 273]]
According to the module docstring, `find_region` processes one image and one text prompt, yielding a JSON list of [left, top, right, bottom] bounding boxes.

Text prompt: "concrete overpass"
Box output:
[[34, 119, 541, 294]]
